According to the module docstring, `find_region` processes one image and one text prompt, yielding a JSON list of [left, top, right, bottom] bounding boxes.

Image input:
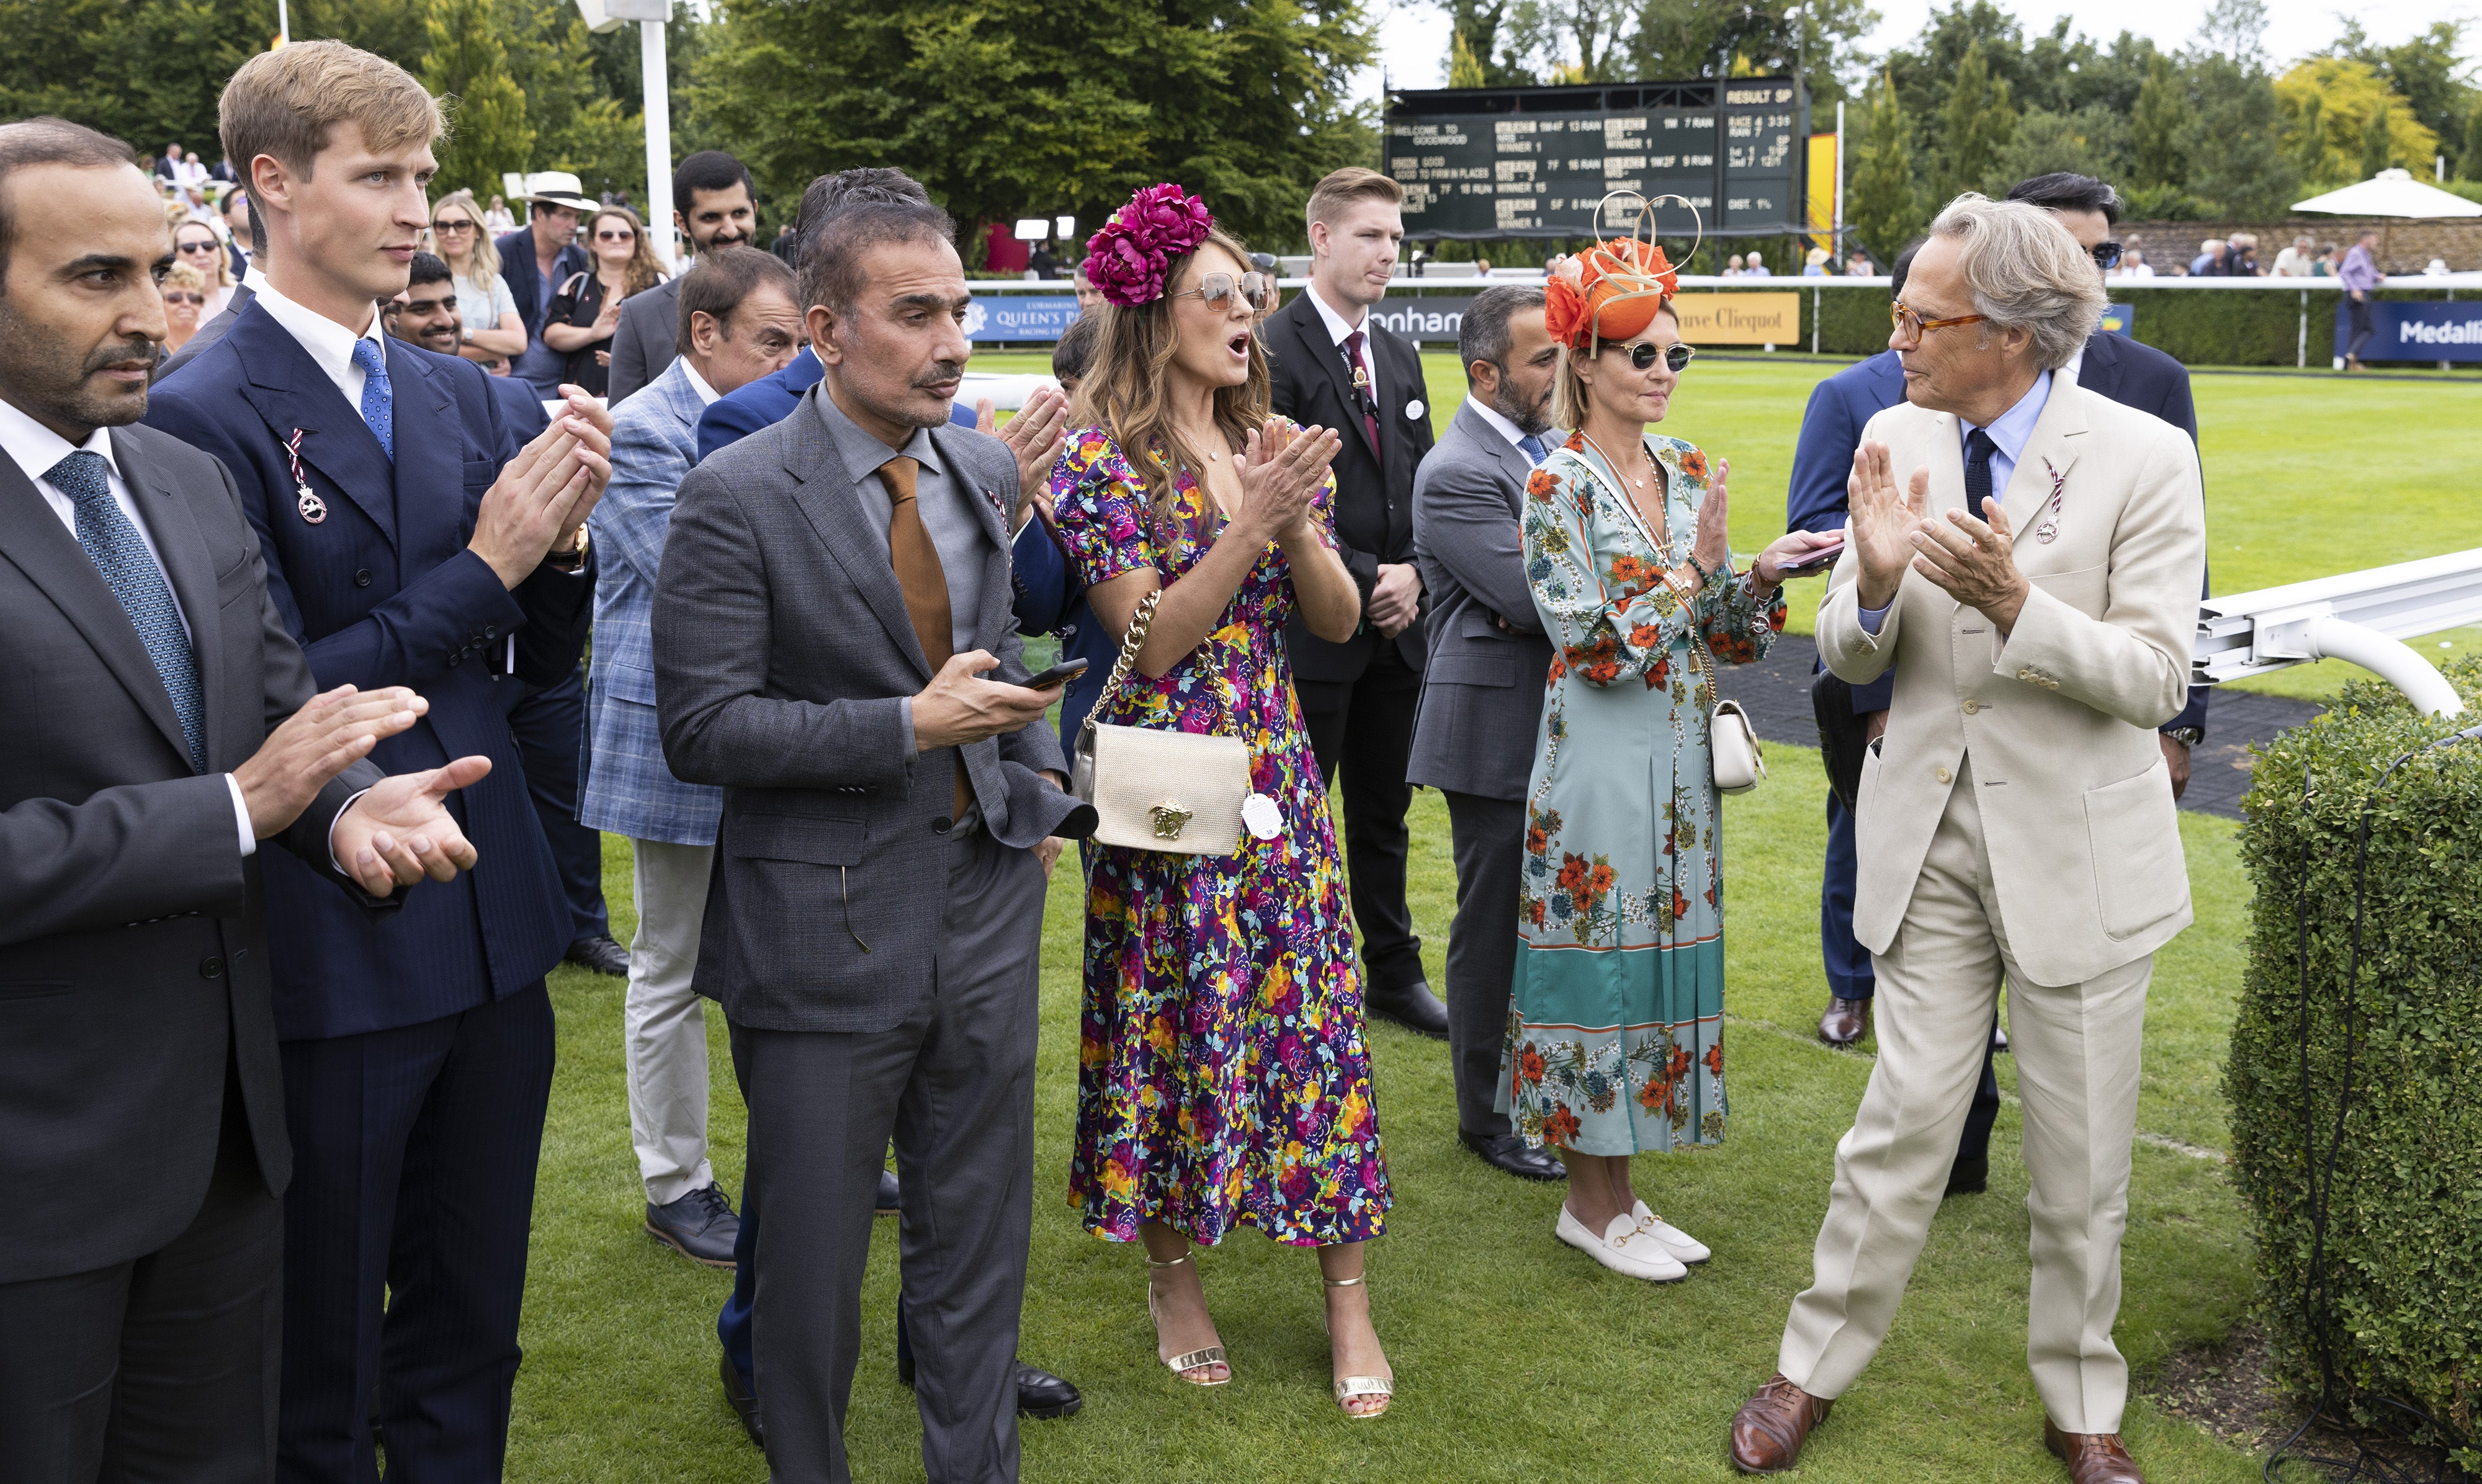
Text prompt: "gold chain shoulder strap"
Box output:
[[1085, 587, 1162, 723]]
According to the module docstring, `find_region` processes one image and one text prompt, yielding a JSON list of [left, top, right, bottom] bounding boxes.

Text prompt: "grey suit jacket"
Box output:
[[0, 421, 385, 1283], [1407, 402, 1557, 800], [653, 385, 1093, 1033], [606, 276, 682, 405]]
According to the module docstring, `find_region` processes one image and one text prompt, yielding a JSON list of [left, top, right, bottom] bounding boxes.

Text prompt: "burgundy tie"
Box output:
[[1344, 328, 1382, 467]]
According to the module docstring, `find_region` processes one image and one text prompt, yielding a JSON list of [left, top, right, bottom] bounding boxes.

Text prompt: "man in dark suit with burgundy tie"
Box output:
[[1264, 166, 1448, 1039], [0, 117, 491, 1482], [143, 43, 612, 1480]]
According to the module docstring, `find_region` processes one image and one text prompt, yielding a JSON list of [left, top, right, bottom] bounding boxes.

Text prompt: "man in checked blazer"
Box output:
[[1263, 166, 1448, 1040], [582, 246, 802, 1267], [1406, 284, 1567, 1184], [653, 197, 1091, 1482], [1732, 197, 2204, 1484]]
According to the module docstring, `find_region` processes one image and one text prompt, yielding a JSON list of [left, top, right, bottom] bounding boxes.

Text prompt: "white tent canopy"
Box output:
[[2292, 168, 2482, 218]]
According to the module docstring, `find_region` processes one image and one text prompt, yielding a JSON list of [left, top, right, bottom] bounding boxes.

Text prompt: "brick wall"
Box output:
[[2120, 217, 2482, 273]]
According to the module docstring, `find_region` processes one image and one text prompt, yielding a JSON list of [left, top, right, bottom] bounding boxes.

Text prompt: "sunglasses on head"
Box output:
[[430, 218, 475, 232], [1606, 339, 1695, 373], [1173, 270, 1276, 313], [163, 290, 205, 305], [2090, 240, 2122, 270]]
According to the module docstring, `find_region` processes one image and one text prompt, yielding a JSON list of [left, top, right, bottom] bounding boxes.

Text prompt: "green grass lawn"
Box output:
[[512, 748, 2268, 1482]]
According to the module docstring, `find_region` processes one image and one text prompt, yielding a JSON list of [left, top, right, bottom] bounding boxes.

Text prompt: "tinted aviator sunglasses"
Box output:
[[1606, 339, 1695, 373], [2090, 239, 2122, 270], [1173, 270, 1276, 312]]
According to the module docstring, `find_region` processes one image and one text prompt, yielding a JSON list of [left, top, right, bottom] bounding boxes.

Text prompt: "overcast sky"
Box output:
[[1358, 0, 2476, 99]]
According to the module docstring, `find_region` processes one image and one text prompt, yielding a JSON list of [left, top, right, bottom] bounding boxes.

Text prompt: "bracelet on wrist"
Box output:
[[1683, 555, 1713, 590]]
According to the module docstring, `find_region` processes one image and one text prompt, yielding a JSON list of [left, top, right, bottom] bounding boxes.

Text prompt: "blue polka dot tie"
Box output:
[[351, 336, 394, 461], [50, 450, 206, 773]]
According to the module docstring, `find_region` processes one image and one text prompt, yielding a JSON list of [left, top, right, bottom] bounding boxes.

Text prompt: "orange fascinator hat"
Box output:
[[1543, 192, 1698, 352]]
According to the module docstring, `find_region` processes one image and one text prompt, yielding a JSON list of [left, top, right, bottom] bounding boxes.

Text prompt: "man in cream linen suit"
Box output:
[[1729, 196, 2203, 1484]]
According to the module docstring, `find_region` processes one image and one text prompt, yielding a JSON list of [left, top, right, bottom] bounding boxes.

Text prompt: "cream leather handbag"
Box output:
[[1689, 629, 1765, 795], [1068, 589, 1254, 855]]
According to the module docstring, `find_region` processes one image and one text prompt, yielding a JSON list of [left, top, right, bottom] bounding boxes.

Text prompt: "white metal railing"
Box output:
[[2195, 550, 2482, 718]]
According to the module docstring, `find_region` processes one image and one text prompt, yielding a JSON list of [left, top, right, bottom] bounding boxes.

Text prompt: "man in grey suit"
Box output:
[[0, 118, 490, 1480], [652, 196, 1092, 1483], [1408, 284, 1567, 1183], [606, 150, 758, 404]]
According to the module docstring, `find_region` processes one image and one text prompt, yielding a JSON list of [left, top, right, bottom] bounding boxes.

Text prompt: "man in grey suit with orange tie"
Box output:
[[0, 117, 488, 1482], [653, 195, 1092, 1482], [1407, 284, 1567, 1183]]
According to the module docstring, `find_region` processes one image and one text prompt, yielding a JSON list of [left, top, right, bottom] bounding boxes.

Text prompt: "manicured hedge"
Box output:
[[2229, 659, 2482, 1470]]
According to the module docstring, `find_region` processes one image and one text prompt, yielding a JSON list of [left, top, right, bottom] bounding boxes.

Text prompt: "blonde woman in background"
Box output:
[[483, 193, 516, 233], [171, 219, 235, 316], [428, 188, 524, 367], [545, 204, 666, 396], [160, 260, 208, 354]]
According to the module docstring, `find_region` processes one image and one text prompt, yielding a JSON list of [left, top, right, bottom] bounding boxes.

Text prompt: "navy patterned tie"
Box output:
[[1963, 427, 1999, 523], [1517, 432, 1548, 465], [51, 450, 206, 773], [351, 336, 395, 460]]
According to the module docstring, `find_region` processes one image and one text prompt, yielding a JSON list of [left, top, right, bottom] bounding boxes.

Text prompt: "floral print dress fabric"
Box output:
[[1501, 432, 1785, 1158], [1050, 427, 1390, 1248]]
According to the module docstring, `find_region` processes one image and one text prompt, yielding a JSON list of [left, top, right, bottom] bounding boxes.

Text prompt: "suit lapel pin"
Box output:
[[2032, 457, 2067, 544], [284, 429, 326, 525], [1405, 398, 1425, 420]]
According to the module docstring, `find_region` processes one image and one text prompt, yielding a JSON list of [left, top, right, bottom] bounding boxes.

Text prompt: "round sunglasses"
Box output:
[[1605, 339, 1696, 373], [1172, 270, 1275, 313]]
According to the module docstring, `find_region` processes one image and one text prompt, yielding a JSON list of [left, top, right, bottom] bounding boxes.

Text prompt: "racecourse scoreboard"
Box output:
[[1386, 79, 1807, 240]]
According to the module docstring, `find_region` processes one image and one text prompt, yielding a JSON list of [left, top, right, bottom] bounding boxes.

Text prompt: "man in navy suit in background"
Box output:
[[1788, 171, 2209, 1195], [145, 43, 612, 1481]]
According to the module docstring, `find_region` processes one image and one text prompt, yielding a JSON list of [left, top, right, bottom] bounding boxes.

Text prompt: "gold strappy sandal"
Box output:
[[1322, 1274, 1393, 1419], [1146, 1252, 1229, 1386]]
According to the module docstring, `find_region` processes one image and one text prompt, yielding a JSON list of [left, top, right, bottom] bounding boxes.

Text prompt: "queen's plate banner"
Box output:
[[964, 293, 1083, 342]]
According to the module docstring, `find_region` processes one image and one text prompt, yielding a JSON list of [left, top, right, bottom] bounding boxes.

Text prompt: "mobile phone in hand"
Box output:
[[1778, 539, 1845, 574], [1023, 657, 1090, 691]]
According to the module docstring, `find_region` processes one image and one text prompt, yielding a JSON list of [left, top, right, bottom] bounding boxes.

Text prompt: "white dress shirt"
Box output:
[[1461, 393, 1540, 462], [1305, 280, 1379, 409], [680, 359, 720, 406], [249, 274, 388, 408], [0, 396, 258, 854]]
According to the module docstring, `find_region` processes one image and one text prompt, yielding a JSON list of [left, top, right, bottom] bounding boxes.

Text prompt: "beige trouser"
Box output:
[[1777, 759, 2151, 1434], [626, 838, 719, 1207]]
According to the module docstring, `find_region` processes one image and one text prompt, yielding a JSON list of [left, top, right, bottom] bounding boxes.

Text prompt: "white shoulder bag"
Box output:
[[1689, 627, 1765, 795], [1067, 589, 1256, 855]]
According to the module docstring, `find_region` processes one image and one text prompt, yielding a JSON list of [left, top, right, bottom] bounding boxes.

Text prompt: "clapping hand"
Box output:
[[234, 685, 430, 838], [1908, 505, 2030, 632], [1847, 440, 1929, 609], [983, 386, 1071, 527], [331, 756, 493, 896], [1230, 418, 1340, 547], [467, 386, 613, 586], [1690, 456, 1735, 578]]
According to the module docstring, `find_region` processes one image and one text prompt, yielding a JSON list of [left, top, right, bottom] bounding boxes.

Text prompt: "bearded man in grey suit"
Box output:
[[652, 195, 1093, 1483], [1407, 284, 1567, 1183]]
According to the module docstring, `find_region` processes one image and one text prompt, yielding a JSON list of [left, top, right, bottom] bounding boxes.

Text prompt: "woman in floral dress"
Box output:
[[1502, 236, 1838, 1284], [1049, 185, 1397, 1416]]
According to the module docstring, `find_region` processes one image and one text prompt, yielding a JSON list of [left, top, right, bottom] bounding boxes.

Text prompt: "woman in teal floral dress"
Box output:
[[1049, 187, 1397, 1417], [1502, 237, 1837, 1284]]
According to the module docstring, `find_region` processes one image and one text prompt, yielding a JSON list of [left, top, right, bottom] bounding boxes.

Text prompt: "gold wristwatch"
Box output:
[[544, 524, 589, 573]]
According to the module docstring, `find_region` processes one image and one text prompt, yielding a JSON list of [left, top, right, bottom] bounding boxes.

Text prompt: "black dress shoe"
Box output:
[[564, 932, 630, 977], [1943, 1154, 1989, 1197], [1366, 980, 1449, 1040], [647, 1183, 740, 1266], [1459, 1129, 1566, 1181], [1818, 996, 1870, 1046], [876, 1168, 900, 1217], [719, 1349, 763, 1449], [894, 1348, 1083, 1421]]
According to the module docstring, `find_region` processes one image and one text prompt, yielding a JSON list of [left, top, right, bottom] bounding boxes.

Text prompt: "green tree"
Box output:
[[2292, 92, 2327, 182], [420, 0, 534, 202], [1448, 29, 1487, 88], [2130, 50, 2192, 189], [691, 0, 1372, 260], [1936, 37, 2015, 199], [2466, 97, 2482, 182], [1625, 0, 1875, 107], [2360, 103, 2396, 179], [2347, 20, 2475, 171], [1441, 0, 1531, 87], [2180, 56, 2297, 216], [1847, 71, 1923, 262], [1993, 105, 2131, 187]]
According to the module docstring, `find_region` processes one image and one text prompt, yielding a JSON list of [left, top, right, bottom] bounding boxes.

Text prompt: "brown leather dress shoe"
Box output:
[[1730, 1374, 1833, 1473], [2044, 1418, 2146, 1483], [1819, 996, 1870, 1046]]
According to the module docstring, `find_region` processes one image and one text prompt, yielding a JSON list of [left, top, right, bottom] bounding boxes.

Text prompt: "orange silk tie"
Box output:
[[877, 456, 972, 821]]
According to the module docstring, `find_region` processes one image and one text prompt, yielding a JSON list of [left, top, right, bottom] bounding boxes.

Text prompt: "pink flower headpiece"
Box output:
[[1083, 183, 1213, 307]]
